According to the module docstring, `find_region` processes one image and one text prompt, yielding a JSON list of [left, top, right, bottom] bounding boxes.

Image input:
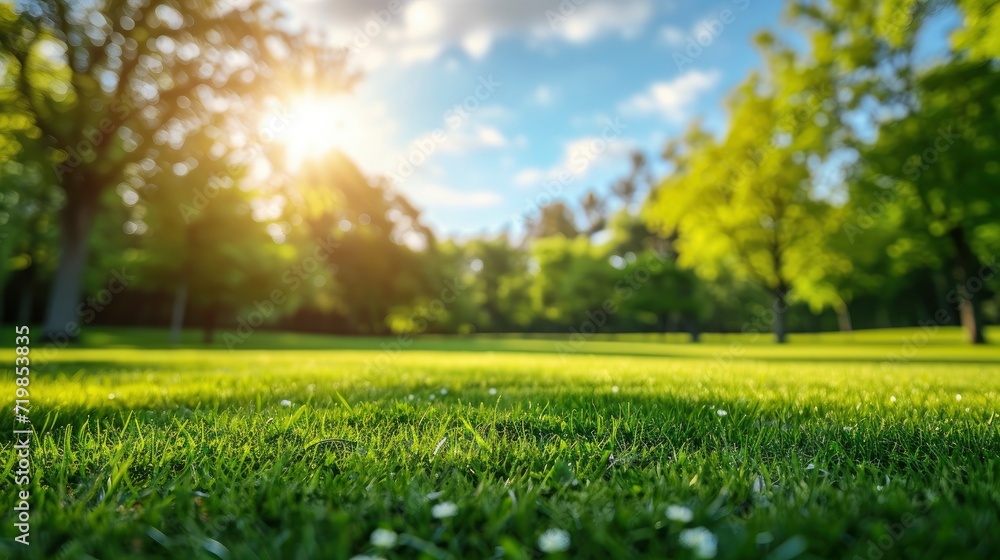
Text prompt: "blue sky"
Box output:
[[279, 0, 951, 238]]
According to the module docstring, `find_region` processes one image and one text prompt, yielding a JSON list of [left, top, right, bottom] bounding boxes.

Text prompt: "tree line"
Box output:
[[1, 0, 997, 344]]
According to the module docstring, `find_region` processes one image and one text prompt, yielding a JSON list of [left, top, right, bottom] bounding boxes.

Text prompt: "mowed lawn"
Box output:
[[2, 329, 1000, 559]]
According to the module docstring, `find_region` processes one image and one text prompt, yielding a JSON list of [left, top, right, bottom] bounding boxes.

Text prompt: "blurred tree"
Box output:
[[530, 236, 618, 328], [858, 62, 1000, 343], [951, 0, 999, 61], [0, 0, 350, 338], [281, 153, 437, 335], [646, 73, 836, 343], [524, 200, 578, 239], [790, 0, 998, 343], [579, 190, 607, 236], [611, 150, 652, 207], [463, 234, 533, 331]]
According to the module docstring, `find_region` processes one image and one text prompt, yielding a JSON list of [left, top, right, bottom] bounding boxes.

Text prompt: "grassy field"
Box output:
[[2, 328, 999, 559]]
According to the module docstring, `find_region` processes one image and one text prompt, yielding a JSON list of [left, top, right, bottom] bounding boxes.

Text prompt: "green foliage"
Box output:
[[1, 330, 999, 558]]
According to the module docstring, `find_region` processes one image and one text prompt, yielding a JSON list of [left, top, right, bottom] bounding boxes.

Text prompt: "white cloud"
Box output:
[[397, 42, 444, 64], [620, 69, 720, 122], [404, 1, 445, 39], [531, 85, 554, 106], [405, 183, 502, 208], [514, 135, 633, 189], [462, 29, 494, 59], [291, 0, 656, 66], [659, 25, 685, 47], [475, 125, 507, 147], [552, 1, 652, 43], [430, 124, 510, 154], [514, 168, 545, 187]]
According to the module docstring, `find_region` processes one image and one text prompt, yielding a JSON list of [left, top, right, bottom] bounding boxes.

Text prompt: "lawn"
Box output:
[[2, 328, 999, 559]]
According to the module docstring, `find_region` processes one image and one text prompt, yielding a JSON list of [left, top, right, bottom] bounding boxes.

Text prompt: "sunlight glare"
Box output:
[[274, 96, 348, 169]]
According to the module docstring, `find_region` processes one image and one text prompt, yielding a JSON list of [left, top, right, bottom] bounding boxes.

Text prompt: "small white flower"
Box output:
[[890, 396, 896, 403], [440, 388, 448, 395], [108, 393, 116, 400], [279, 399, 292, 407], [955, 394, 962, 401], [429, 394, 436, 400], [537, 528, 571, 553], [877, 475, 890, 492], [612, 385, 620, 393], [679, 527, 718, 559], [432, 501, 458, 519], [488, 388, 498, 395], [666, 505, 693, 523], [716, 409, 727, 417], [407, 394, 414, 401], [370, 528, 398, 548]]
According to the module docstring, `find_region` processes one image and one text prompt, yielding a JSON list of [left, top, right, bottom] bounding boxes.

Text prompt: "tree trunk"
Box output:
[[203, 306, 217, 344], [683, 312, 700, 343], [948, 227, 986, 344], [836, 299, 853, 332], [773, 286, 789, 344], [170, 279, 188, 344], [43, 195, 97, 340], [17, 266, 35, 325]]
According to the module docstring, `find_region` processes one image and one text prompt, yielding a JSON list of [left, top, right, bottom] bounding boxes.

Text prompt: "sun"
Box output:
[[272, 96, 348, 169]]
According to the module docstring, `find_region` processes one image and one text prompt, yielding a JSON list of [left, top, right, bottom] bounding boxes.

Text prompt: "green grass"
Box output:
[[2, 328, 999, 559]]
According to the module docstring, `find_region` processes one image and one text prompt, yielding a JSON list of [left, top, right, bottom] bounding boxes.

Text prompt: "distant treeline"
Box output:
[[1, 0, 997, 344]]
